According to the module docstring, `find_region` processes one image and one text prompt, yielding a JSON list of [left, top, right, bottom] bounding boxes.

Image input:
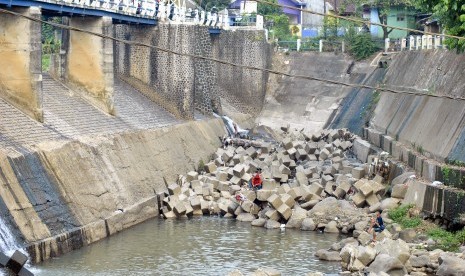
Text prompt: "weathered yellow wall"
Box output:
[[0, 7, 42, 121], [67, 17, 114, 114], [0, 119, 225, 262]]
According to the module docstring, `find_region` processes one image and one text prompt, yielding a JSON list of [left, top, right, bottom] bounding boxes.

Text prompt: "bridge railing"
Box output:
[[383, 35, 445, 53], [35, 0, 263, 30]]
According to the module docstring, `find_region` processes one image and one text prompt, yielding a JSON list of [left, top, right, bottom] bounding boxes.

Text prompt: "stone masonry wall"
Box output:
[[114, 23, 271, 118]]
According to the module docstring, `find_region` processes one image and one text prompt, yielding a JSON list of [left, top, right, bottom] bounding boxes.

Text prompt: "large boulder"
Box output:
[[408, 255, 430, 268], [251, 218, 266, 227], [286, 206, 307, 228], [379, 198, 400, 211], [301, 218, 316, 231], [315, 249, 342, 261], [308, 197, 362, 222], [391, 184, 408, 199], [356, 245, 377, 266], [437, 254, 465, 276], [236, 213, 255, 222], [324, 221, 339, 233], [375, 238, 410, 264], [367, 254, 407, 275], [264, 219, 281, 229]]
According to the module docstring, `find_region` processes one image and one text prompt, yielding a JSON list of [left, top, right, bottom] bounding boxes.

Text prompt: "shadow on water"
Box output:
[[36, 216, 342, 275]]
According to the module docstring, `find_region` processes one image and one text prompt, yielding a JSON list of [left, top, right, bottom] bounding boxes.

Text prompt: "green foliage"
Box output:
[[346, 33, 379, 60], [197, 159, 205, 173], [427, 227, 463, 252], [442, 165, 452, 184], [195, 0, 230, 11], [414, 0, 465, 52], [42, 54, 51, 72], [267, 14, 293, 41], [388, 204, 423, 228], [258, 0, 282, 16]]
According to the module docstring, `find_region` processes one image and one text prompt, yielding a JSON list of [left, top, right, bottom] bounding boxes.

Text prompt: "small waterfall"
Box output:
[[0, 216, 18, 256]]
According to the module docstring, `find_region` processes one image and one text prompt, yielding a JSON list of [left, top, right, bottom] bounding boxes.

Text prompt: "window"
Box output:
[[397, 13, 405, 21]]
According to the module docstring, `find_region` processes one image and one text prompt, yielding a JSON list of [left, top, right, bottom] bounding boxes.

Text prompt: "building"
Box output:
[[363, 5, 418, 39]]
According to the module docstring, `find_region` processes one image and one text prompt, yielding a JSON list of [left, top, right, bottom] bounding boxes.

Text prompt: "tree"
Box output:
[[343, 0, 414, 39], [257, 0, 282, 16], [415, 0, 465, 52], [195, 0, 231, 11]]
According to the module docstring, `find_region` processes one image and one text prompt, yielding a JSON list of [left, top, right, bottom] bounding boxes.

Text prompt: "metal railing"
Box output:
[[276, 38, 344, 52], [34, 0, 264, 29]]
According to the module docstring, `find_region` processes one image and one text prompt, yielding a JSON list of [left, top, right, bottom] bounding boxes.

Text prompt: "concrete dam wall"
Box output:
[[0, 119, 225, 263]]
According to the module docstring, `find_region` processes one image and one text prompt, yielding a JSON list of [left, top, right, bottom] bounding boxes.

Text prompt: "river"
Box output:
[[33, 216, 341, 275]]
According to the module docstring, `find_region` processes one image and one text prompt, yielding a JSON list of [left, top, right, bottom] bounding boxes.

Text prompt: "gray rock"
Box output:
[[253, 267, 281, 276], [409, 255, 430, 268], [379, 198, 400, 210], [236, 213, 255, 222], [315, 249, 342, 261], [251, 218, 266, 227], [357, 245, 377, 266], [285, 206, 307, 228], [391, 172, 416, 186], [324, 220, 339, 233], [399, 228, 417, 242], [264, 219, 281, 229], [354, 220, 368, 231], [301, 218, 316, 231], [375, 238, 410, 264], [437, 254, 465, 276], [367, 253, 407, 275], [391, 184, 408, 199]]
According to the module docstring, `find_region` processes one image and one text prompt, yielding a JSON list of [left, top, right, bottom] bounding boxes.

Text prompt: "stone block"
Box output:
[[319, 148, 330, 160], [391, 184, 408, 199], [321, 175, 334, 186], [281, 193, 295, 208], [233, 164, 245, 177], [190, 197, 201, 209], [204, 162, 217, 173], [324, 182, 335, 196], [265, 209, 280, 221], [296, 171, 308, 186], [228, 200, 240, 214], [279, 164, 291, 175], [277, 184, 291, 194], [296, 148, 308, 160], [287, 147, 297, 160], [216, 171, 229, 181], [168, 183, 181, 196], [186, 171, 199, 182], [257, 190, 274, 201], [222, 150, 234, 163], [370, 180, 386, 196], [183, 202, 194, 216], [173, 201, 187, 216], [283, 137, 293, 150], [229, 185, 241, 195], [220, 191, 232, 199], [308, 183, 324, 195], [262, 179, 279, 190], [190, 180, 202, 191], [365, 193, 380, 207], [290, 187, 302, 200], [352, 167, 365, 179], [267, 194, 284, 209], [217, 181, 230, 192], [358, 181, 374, 197], [230, 176, 242, 186], [241, 173, 252, 183], [277, 204, 292, 220], [352, 192, 366, 208], [279, 155, 292, 166]]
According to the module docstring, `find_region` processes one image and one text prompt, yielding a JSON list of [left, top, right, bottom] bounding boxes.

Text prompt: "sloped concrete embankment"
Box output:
[[257, 52, 371, 133], [0, 119, 225, 263], [332, 51, 465, 187]]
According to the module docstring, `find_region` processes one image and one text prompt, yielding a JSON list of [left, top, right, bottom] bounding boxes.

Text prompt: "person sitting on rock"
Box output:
[[250, 168, 263, 190], [368, 211, 385, 242]]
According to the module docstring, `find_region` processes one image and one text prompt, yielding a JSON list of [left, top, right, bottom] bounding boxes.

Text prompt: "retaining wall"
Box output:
[[0, 119, 225, 263], [114, 23, 271, 119]]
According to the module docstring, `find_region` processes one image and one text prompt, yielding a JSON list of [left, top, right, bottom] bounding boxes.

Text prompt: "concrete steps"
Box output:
[[0, 74, 181, 153]]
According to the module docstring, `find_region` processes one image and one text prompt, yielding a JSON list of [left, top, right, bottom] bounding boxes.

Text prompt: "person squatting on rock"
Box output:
[[368, 211, 385, 242], [249, 168, 263, 190]]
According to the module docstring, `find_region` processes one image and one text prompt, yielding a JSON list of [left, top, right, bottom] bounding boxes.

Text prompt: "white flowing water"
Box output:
[[0, 216, 18, 256]]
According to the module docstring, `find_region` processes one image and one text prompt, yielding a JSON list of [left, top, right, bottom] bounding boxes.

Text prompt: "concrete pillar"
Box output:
[[65, 16, 114, 115], [0, 7, 43, 122], [409, 36, 415, 50], [416, 35, 422, 50], [422, 35, 427, 49], [296, 39, 301, 51], [319, 40, 323, 52], [401, 38, 406, 51], [427, 35, 433, 49], [384, 38, 390, 53]]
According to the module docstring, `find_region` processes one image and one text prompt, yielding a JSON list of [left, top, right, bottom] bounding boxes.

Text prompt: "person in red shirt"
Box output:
[[250, 168, 263, 190]]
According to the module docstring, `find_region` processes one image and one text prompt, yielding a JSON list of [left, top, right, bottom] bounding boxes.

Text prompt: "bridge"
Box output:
[[0, 0, 157, 24]]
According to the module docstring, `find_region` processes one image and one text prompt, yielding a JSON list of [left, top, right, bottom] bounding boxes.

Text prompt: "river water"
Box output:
[[33, 217, 341, 275]]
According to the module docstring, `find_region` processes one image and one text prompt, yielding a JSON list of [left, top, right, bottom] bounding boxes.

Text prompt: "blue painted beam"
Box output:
[[0, 0, 156, 25]]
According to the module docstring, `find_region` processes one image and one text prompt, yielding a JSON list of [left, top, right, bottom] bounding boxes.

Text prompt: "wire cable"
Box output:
[[0, 7, 464, 101], [253, 0, 465, 41]]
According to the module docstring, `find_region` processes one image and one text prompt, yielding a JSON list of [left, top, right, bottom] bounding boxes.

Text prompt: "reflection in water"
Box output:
[[37, 217, 342, 275]]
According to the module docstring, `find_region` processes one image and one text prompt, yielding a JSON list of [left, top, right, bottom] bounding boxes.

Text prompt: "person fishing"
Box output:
[[368, 211, 385, 242]]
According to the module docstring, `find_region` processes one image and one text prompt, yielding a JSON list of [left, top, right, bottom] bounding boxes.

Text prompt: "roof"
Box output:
[[325, 0, 356, 15]]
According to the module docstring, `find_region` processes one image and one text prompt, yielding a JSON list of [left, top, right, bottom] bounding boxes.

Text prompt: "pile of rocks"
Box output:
[[316, 234, 465, 276], [159, 128, 397, 233]]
